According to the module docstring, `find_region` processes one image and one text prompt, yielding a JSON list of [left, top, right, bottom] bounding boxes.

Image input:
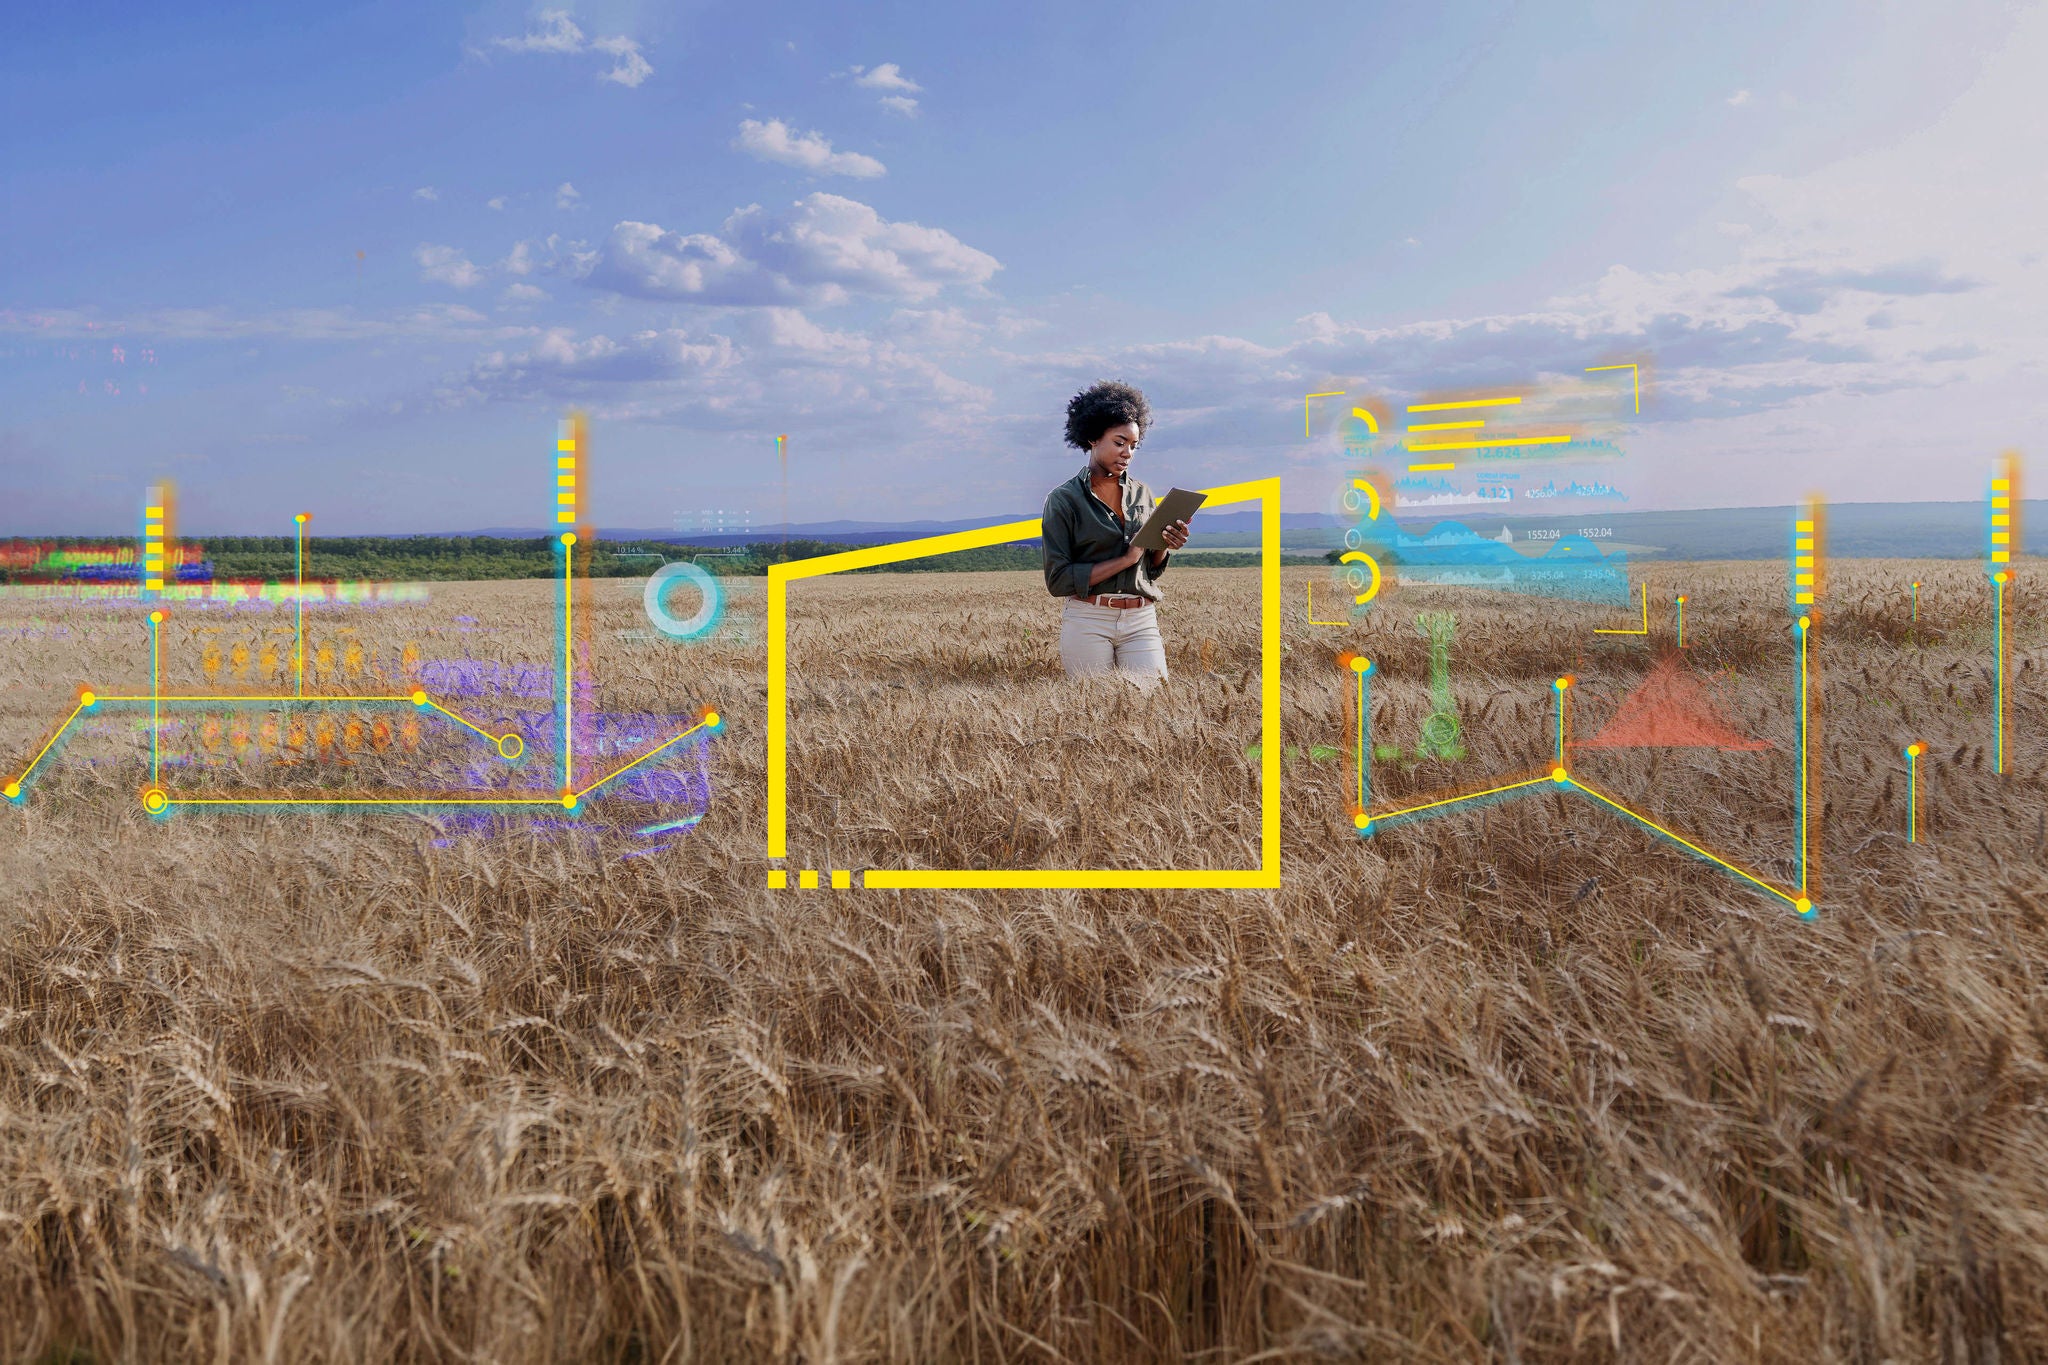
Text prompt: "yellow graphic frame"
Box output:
[[767, 477, 1281, 889]]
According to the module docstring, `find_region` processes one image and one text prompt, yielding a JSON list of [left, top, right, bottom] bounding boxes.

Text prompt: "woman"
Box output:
[[1041, 380, 1191, 682]]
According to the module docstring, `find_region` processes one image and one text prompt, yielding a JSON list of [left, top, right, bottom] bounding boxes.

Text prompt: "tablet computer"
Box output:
[[1131, 487, 1208, 550]]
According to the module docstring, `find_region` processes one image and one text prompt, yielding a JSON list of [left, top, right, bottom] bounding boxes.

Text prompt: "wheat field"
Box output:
[[1, 560, 2044, 1363]]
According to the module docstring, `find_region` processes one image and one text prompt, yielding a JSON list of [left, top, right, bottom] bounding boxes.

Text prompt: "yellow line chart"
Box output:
[[1346, 525, 1819, 919], [4, 419, 723, 816]]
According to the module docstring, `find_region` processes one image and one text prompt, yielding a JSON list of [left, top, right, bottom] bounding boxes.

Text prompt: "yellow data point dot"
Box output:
[[1907, 742, 1923, 757], [498, 733, 524, 760], [411, 690, 428, 705], [149, 610, 164, 624], [1352, 812, 1369, 828], [294, 513, 309, 524], [79, 691, 96, 706], [1348, 655, 1371, 673], [4, 782, 19, 800], [1677, 595, 1688, 603], [704, 710, 721, 728], [560, 793, 577, 810], [1994, 571, 2009, 584], [1554, 676, 1572, 690], [767, 869, 788, 889], [142, 789, 167, 814], [560, 532, 577, 547], [1795, 897, 1813, 916], [1552, 767, 1568, 783]]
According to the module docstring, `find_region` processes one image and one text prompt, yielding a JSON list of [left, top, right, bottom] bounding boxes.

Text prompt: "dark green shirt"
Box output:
[[1041, 464, 1171, 601]]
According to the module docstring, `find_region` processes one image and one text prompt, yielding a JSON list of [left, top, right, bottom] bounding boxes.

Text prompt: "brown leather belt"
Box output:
[[1072, 593, 1149, 608]]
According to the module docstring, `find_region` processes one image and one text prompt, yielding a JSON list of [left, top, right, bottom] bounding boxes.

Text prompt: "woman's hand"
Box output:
[[1160, 519, 1189, 551]]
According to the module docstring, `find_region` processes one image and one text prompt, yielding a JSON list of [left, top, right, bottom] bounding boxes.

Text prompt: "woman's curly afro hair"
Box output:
[[1064, 380, 1152, 451]]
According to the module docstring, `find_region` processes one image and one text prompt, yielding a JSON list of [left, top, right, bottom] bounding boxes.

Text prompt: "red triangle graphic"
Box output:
[[1575, 651, 1774, 751]]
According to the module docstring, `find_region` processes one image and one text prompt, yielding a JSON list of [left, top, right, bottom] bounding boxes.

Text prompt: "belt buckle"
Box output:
[[1102, 593, 1140, 608]]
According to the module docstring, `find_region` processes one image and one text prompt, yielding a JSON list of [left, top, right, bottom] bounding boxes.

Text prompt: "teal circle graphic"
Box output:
[[643, 561, 723, 639]]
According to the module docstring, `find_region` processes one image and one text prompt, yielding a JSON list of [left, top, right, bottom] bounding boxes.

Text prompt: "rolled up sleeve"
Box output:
[[1041, 492, 1091, 598]]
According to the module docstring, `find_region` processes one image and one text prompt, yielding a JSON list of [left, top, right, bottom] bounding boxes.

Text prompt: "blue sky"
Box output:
[[4, 0, 2043, 534]]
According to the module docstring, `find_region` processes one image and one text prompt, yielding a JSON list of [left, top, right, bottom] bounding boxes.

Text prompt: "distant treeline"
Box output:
[[0, 535, 1295, 582]]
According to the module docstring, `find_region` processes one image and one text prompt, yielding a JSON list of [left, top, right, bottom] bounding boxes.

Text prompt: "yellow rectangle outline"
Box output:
[[766, 477, 1282, 889]]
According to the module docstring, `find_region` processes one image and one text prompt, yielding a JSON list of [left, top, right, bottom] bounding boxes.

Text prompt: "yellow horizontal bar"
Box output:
[[1407, 435, 1570, 452], [863, 868, 1281, 889], [1993, 514, 2010, 526], [145, 523, 162, 537], [1992, 532, 2010, 544], [1796, 592, 1814, 603], [1304, 390, 1347, 398], [557, 439, 576, 451], [1795, 556, 1813, 567], [1795, 539, 1812, 551], [1407, 397, 1522, 412], [1992, 480, 2010, 491], [557, 492, 576, 505], [557, 456, 576, 469], [557, 474, 576, 487], [1407, 420, 1484, 432], [1993, 496, 2011, 508], [557, 511, 576, 523], [1796, 521, 1814, 532], [1993, 551, 2010, 562], [1407, 462, 1457, 472]]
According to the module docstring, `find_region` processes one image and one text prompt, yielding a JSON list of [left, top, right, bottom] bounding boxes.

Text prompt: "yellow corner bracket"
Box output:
[[767, 477, 1283, 889]]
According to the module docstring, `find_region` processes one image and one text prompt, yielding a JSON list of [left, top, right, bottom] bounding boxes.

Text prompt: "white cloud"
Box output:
[[502, 283, 549, 304], [499, 240, 537, 276], [734, 119, 886, 179], [413, 186, 439, 202], [445, 310, 990, 426], [487, 9, 652, 88], [575, 194, 999, 306], [1727, 88, 1753, 107], [493, 9, 584, 54], [844, 62, 922, 115], [0, 303, 521, 343], [556, 181, 582, 210], [852, 62, 920, 94], [588, 34, 652, 88], [487, 195, 508, 211], [415, 243, 485, 289]]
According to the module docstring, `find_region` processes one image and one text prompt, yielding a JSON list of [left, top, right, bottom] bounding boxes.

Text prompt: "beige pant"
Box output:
[[1059, 598, 1168, 684]]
